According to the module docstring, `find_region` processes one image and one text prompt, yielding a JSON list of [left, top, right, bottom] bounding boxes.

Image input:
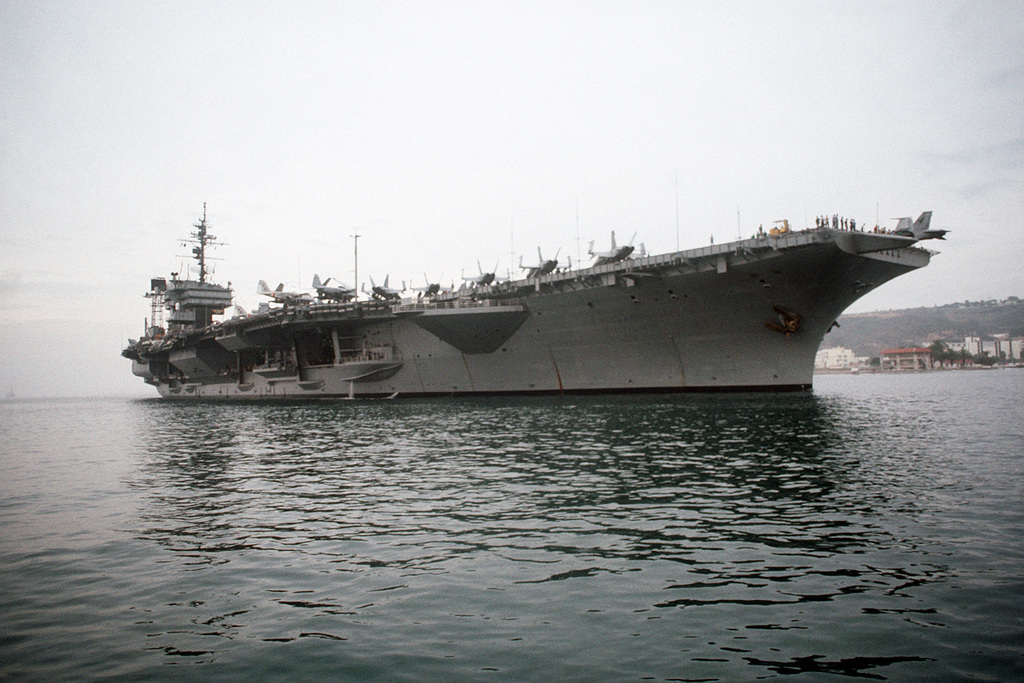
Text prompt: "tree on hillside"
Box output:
[[830, 297, 1024, 357]]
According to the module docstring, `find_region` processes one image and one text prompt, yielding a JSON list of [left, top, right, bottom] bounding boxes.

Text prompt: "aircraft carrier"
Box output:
[[122, 208, 943, 399]]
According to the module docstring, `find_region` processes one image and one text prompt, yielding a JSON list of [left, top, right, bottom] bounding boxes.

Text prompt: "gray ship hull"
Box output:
[[125, 228, 933, 399]]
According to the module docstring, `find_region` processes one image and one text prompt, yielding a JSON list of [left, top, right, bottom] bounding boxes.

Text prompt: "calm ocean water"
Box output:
[[1, 371, 1022, 681]]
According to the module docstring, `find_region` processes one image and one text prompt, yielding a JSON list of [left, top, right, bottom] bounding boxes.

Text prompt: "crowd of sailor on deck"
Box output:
[[746, 215, 899, 240], [817, 214, 858, 230], [815, 214, 893, 234]]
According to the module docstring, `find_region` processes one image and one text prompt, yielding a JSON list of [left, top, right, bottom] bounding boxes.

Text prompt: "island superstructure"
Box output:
[[123, 209, 943, 398]]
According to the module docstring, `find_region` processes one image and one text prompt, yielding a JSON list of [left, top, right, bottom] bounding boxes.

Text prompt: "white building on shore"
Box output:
[[815, 346, 867, 370], [951, 336, 1024, 361]]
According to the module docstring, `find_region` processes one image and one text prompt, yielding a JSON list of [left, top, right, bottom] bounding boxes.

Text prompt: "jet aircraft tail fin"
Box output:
[[915, 211, 947, 240], [912, 211, 932, 233], [912, 211, 933, 237], [893, 210, 946, 240]]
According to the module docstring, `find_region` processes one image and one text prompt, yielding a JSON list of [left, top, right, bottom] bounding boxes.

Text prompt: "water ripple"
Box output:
[[2, 373, 1023, 680]]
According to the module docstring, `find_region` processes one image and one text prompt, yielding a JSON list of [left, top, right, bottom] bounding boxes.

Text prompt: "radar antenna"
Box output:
[[187, 202, 223, 283]]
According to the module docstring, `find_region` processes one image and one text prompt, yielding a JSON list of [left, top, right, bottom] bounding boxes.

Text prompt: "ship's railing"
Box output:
[[416, 225, 838, 302], [252, 361, 298, 376], [201, 299, 394, 334], [393, 297, 525, 312], [337, 345, 401, 363]]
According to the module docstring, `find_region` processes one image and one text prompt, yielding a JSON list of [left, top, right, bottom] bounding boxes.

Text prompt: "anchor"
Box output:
[[765, 305, 800, 336]]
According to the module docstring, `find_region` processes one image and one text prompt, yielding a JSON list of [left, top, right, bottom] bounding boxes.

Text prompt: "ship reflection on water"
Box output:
[[126, 391, 955, 680]]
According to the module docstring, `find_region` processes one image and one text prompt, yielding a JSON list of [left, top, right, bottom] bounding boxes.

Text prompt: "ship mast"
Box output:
[[190, 202, 215, 283], [352, 231, 361, 302], [161, 204, 232, 332]]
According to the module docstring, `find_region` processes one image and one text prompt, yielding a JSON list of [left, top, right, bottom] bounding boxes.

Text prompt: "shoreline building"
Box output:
[[814, 346, 868, 370], [880, 347, 931, 372], [951, 336, 1024, 362]]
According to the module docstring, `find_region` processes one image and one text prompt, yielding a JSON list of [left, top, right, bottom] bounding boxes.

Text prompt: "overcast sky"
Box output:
[[2, 1, 1022, 397]]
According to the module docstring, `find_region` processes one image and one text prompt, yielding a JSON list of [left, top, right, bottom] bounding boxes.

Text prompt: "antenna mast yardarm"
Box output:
[[190, 202, 218, 284]]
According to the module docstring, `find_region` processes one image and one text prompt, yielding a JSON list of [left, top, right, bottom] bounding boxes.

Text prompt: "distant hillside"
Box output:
[[822, 297, 1024, 358]]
